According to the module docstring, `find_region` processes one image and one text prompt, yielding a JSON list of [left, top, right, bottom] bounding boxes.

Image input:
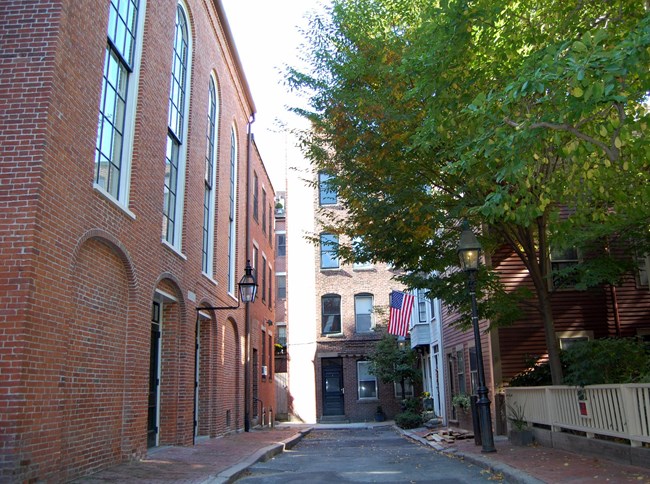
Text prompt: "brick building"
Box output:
[[311, 172, 411, 422], [0, 0, 275, 481]]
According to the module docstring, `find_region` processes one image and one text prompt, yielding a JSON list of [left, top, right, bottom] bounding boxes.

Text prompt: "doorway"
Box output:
[[322, 358, 344, 416], [148, 301, 161, 447]]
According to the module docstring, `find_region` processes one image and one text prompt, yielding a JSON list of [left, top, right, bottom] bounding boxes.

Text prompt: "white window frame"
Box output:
[[321, 294, 341, 335], [162, 2, 191, 251], [94, 0, 146, 210], [352, 236, 373, 270], [320, 233, 339, 269], [318, 171, 337, 205], [276, 272, 286, 299], [557, 330, 593, 350], [202, 74, 218, 277], [227, 126, 238, 295], [357, 361, 377, 400], [354, 294, 374, 333], [393, 380, 415, 398]]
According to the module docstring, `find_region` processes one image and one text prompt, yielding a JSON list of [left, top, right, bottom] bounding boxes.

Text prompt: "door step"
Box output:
[[319, 415, 350, 424]]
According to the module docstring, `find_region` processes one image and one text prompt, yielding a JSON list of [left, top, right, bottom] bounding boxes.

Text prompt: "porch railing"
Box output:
[[506, 384, 650, 447]]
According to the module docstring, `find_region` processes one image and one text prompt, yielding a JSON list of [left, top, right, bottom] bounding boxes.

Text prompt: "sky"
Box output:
[[220, 0, 329, 191]]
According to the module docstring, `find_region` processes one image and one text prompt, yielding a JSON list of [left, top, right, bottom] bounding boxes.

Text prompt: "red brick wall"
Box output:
[[0, 0, 268, 480]]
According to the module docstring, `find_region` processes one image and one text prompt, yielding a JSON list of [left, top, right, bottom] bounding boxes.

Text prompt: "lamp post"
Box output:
[[457, 225, 496, 453]]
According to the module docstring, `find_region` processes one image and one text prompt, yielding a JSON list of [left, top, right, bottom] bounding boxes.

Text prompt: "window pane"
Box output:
[[322, 296, 341, 334], [355, 295, 373, 332], [357, 361, 377, 399], [277, 234, 286, 256], [320, 233, 339, 269], [319, 172, 337, 205]]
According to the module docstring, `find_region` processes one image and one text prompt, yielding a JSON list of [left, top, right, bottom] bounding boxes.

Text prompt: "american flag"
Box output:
[[388, 291, 414, 337]]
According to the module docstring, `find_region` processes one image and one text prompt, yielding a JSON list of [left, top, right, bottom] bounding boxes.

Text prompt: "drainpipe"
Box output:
[[244, 114, 255, 432]]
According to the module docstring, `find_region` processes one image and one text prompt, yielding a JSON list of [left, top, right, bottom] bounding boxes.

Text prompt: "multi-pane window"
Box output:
[[276, 233, 286, 257], [163, 4, 190, 248], [469, 347, 478, 394], [262, 189, 267, 234], [418, 290, 428, 322], [394, 380, 415, 398], [202, 77, 218, 275], [268, 334, 273, 378], [456, 350, 466, 394], [352, 236, 373, 270], [320, 233, 339, 269], [355, 294, 373, 333], [276, 274, 286, 299], [318, 171, 337, 205], [261, 255, 267, 303], [357, 361, 377, 399], [321, 294, 341, 334], [253, 172, 259, 222], [268, 266, 272, 308], [95, 0, 141, 201], [277, 324, 286, 347], [268, 205, 273, 243], [227, 128, 237, 293], [550, 246, 579, 288]]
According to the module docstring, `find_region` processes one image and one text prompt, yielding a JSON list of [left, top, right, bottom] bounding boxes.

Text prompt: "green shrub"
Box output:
[[401, 396, 423, 413], [563, 338, 650, 386], [509, 338, 650, 387], [395, 411, 423, 429]]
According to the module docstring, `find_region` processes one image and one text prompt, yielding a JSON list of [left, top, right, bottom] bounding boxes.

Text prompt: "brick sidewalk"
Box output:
[[76, 426, 310, 483], [407, 428, 650, 484]]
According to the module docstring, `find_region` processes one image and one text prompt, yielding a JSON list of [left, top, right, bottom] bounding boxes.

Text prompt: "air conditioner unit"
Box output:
[[261, 365, 268, 377]]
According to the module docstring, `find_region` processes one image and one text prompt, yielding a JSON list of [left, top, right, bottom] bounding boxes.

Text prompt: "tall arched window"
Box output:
[[163, 3, 191, 249], [202, 76, 218, 275], [227, 127, 238, 294], [95, 0, 144, 203]]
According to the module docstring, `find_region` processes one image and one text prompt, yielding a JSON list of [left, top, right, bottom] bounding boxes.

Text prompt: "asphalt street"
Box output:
[[236, 426, 502, 483]]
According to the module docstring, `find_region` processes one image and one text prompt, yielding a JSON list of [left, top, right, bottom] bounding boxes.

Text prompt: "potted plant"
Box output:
[[451, 393, 471, 412], [507, 402, 534, 446], [374, 405, 386, 422], [421, 391, 434, 411]]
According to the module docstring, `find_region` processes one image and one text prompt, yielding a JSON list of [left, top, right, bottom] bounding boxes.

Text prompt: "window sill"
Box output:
[[322, 333, 344, 338], [93, 184, 136, 220], [161, 239, 187, 260]]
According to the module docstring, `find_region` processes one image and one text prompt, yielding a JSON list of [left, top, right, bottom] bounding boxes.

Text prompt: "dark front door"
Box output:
[[322, 359, 344, 416], [148, 302, 161, 448]]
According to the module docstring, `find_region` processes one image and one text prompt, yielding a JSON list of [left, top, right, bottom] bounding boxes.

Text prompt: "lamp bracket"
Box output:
[[196, 301, 241, 312]]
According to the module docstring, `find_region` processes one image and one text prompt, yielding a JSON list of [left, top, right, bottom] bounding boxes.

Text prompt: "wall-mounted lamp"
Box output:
[[195, 260, 258, 312]]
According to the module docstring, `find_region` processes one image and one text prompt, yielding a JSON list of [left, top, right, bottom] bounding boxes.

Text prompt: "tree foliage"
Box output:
[[288, 0, 650, 385], [368, 333, 421, 400]]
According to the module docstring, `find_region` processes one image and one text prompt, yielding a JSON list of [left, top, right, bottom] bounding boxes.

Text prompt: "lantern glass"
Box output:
[[238, 261, 257, 303], [457, 227, 482, 272]]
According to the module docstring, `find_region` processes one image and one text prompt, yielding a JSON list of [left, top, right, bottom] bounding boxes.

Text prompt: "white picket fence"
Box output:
[[506, 384, 650, 447]]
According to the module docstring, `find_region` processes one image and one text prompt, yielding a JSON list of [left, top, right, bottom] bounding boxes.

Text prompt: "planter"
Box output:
[[374, 412, 386, 422], [508, 429, 534, 446], [423, 398, 434, 411]]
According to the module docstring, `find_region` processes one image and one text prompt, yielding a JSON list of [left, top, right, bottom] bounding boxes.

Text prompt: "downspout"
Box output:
[[244, 113, 255, 431]]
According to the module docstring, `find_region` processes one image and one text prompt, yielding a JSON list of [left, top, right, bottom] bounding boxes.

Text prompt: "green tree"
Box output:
[[368, 333, 421, 400], [288, 0, 650, 385]]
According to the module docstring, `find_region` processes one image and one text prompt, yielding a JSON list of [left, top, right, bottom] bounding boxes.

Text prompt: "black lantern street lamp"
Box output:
[[457, 224, 496, 453], [238, 261, 257, 304]]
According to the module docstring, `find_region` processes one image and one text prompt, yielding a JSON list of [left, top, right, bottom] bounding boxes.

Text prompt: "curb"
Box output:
[[399, 428, 545, 484], [202, 427, 314, 484]]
